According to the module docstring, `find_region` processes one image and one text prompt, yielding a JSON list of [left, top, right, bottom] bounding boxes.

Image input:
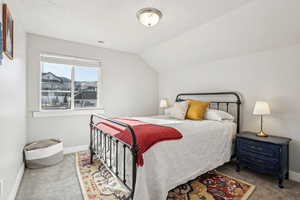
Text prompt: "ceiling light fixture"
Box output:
[[136, 7, 162, 27]]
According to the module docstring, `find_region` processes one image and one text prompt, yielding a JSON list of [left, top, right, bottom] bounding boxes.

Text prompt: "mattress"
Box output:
[[131, 115, 236, 200]]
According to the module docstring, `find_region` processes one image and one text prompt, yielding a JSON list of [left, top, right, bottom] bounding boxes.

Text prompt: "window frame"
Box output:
[[38, 57, 103, 113]]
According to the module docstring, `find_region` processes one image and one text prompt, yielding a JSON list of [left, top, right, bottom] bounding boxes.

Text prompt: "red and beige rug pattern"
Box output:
[[76, 151, 255, 200]]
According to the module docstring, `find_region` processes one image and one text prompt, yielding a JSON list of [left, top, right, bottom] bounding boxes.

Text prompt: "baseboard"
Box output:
[[289, 170, 300, 183], [7, 163, 25, 200], [64, 145, 89, 154]]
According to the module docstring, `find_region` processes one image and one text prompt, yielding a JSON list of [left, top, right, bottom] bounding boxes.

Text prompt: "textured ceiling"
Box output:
[[19, 0, 251, 53]]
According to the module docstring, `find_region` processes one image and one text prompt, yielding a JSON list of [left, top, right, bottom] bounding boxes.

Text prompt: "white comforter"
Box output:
[[131, 116, 236, 200]]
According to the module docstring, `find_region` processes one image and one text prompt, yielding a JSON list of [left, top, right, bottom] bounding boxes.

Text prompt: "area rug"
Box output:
[[76, 151, 255, 200]]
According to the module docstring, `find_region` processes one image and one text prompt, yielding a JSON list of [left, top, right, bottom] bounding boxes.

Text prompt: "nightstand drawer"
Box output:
[[239, 153, 279, 172], [238, 138, 280, 158]]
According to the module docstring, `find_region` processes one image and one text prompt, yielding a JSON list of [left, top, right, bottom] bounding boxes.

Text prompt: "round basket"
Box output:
[[24, 139, 64, 169]]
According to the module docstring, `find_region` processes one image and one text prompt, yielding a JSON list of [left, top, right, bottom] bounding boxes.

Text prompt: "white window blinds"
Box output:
[[40, 53, 101, 68]]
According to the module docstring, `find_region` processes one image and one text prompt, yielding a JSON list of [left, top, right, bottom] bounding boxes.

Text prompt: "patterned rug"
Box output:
[[76, 151, 255, 200]]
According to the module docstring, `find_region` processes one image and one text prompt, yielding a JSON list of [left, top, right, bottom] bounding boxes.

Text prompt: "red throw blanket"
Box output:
[[96, 118, 182, 166]]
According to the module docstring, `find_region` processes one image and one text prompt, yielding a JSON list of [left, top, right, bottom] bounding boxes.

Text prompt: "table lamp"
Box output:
[[160, 99, 168, 114], [253, 101, 271, 137]]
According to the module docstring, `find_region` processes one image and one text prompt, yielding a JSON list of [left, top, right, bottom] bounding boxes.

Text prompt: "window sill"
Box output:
[[32, 109, 105, 118]]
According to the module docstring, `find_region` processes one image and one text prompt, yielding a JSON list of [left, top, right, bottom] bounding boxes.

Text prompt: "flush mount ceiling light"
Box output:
[[136, 7, 162, 27]]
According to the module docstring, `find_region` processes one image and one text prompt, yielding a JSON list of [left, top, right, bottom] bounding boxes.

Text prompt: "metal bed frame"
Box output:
[[89, 92, 242, 199]]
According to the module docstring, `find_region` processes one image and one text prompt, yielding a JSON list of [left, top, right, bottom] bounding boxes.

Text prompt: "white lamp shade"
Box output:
[[160, 99, 168, 108], [253, 101, 271, 115]]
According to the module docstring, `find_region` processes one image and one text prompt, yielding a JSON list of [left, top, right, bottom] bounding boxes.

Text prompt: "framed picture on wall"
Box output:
[[2, 4, 14, 60], [0, 22, 3, 65]]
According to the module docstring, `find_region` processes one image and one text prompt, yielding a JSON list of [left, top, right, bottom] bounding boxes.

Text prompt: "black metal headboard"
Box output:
[[175, 92, 242, 133]]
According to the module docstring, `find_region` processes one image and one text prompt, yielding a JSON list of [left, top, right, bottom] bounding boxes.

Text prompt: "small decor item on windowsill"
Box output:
[[253, 101, 271, 137]]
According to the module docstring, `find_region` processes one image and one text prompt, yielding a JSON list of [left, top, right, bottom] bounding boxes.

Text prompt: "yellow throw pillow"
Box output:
[[186, 99, 210, 120]]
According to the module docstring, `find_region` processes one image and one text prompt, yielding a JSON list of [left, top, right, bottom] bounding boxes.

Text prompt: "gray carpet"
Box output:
[[16, 154, 300, 200]]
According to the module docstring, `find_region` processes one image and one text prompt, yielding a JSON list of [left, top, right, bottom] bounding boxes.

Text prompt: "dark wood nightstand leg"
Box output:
[[236, 161, 240, 172], [286, 144, 290, 180], [285, 171, 289, 180], [278, 177, 284, 188]]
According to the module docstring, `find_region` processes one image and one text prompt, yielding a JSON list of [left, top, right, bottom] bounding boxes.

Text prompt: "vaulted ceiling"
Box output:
[[141, 0, 300, 71], [19, 0, 251, 53], [19, 0, 300, 72]]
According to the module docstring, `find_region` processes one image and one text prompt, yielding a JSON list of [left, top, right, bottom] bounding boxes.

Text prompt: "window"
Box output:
[[40, 54, 101, 111]]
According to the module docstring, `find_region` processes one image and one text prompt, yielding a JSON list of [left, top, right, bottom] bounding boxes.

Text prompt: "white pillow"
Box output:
[[204, 109, 234, 121], [166, 101, 189, 120]]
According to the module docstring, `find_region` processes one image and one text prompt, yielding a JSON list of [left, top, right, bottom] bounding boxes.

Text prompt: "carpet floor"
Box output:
[[16, 154, 300, 200]]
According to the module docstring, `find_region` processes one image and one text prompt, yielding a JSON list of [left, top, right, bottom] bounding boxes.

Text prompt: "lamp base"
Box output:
[[256, 131, 268, 137]]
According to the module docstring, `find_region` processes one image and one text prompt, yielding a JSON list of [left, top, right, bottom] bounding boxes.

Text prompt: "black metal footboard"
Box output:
[[89, 114, 138, 199]]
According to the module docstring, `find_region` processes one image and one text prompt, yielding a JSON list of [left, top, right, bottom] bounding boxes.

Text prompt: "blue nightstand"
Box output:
[[236, 132, 291, 188]]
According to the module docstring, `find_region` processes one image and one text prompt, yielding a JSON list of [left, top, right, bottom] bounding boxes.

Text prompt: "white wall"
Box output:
[[141, 0, 300, 174], [26, 34, 158, 148], [0, 0, 27, 200], [154, 44, 300, 173]]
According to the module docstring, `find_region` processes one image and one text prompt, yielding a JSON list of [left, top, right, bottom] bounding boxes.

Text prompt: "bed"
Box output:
[[89, 92, 242, 200]]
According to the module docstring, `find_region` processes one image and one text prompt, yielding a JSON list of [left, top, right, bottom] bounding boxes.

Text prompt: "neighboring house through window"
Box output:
[[40, 54, 102, 111]]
